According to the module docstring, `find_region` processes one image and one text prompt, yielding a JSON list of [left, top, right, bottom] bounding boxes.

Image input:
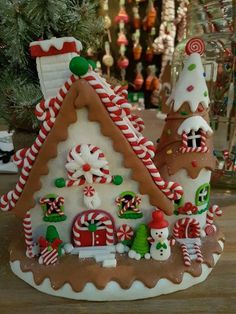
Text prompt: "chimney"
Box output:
[[30, 37, 82, 99]]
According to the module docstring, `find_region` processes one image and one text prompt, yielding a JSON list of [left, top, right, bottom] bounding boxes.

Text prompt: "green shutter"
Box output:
[[195, 183, 210, 206]]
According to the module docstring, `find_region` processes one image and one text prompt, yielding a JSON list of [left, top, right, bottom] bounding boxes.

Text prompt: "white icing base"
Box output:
[[10, 241, 223, 301]]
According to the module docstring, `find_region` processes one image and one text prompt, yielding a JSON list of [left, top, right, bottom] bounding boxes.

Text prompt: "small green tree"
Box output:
[[131, 224, 150, 257], [46, 225, 63, 256]]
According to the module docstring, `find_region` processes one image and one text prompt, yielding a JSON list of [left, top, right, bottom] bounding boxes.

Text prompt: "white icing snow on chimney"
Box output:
[[30, 37, 82, 99]]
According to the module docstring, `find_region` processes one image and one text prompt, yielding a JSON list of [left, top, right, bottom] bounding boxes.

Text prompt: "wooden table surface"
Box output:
[[0, 112, 236, 313]]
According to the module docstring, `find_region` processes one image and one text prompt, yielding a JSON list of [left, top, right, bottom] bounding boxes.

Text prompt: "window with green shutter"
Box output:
[[195, 183, 210, 206]]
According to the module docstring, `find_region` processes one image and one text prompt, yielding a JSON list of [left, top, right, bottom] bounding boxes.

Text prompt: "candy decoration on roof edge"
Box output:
[[69, 56, 89, 76], [185, 37, 205, 56]]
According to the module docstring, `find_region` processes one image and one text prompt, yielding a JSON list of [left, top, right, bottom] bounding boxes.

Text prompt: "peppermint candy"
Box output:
[[117, 224, 134, 241], [185, 37, 205, 56]]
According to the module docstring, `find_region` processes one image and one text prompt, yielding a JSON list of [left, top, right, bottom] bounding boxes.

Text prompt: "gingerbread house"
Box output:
[[0, 37, 224, 301]]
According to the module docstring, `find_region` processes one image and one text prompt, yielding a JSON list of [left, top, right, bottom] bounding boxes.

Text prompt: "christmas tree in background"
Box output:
[[0, 0, 105, 133]]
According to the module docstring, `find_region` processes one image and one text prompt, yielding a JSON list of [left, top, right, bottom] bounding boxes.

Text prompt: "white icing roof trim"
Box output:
[[177, 116, 213, 135], [167, 53, 210, 112], [30, 37, 83, 52]]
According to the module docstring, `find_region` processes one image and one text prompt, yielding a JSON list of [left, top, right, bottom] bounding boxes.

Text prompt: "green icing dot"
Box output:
[[69, 56, 89, 76], [88, 223, 97, 232], [180, 111, 188, 116], [188, 63, 196, 71], [167, 129, 171, 135], [87, 59, 96, 70], [55, 178, 66, 188], [112, 175, 123, 185], [204, 91, 208, 97]]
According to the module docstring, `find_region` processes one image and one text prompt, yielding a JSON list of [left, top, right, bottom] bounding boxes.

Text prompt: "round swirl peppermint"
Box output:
[[185, 38, 205, 56]]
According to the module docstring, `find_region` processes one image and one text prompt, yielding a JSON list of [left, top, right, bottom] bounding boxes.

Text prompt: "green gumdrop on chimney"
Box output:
[[69, 56, 89, 76]]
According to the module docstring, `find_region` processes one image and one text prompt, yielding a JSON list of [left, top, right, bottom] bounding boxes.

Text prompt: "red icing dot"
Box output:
[[187, 85, 194, 92], [197, 104, 204, 112], [82, 163, 91, 172], [191, 160, 198, 168]]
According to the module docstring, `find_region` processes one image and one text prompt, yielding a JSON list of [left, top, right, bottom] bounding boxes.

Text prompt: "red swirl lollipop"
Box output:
[[185, 37, 205, 56]]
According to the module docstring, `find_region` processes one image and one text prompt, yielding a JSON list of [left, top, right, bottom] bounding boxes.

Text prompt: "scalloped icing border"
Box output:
[[10, 240, 224, 301]]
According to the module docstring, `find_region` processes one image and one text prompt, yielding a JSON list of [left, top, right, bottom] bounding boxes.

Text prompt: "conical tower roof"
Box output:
[[167, 53, 210, 112]]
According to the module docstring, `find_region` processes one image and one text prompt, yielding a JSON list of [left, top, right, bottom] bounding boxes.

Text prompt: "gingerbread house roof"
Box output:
[[1, 71, 185, 217]]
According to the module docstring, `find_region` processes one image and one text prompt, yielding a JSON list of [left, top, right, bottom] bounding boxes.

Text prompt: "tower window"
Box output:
[[187, 130, 202, 148]]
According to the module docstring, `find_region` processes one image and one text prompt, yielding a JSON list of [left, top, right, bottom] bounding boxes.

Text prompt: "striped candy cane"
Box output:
[[194, 243, 203, 263], [39, 247, 58, 265], [23, 211, 36, 258], [181, 244, 191, 266], [35, 74, 78, 122], [205, 205, 222, 235]]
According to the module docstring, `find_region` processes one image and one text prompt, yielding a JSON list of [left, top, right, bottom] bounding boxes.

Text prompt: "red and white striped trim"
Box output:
[[180, 244, 191, 266], [173, 218, 201, 239], [180, 130, 209, 153], [82, 71, 183, 201], [204, 205, 222, 235], [206, 205, 222, 225], [0, 74, 78, 212], [23, 211, 37, 258], [35, 74, 78, 121], [72, 210, 115, 246], [115, 194, 141, 216], [39, 247, 58, 265], [194, 243, 203, 263], [39, 196, 65, 216]]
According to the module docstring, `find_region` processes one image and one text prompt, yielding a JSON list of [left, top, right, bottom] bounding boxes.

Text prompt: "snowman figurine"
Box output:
[[148, 210, 174, 261]]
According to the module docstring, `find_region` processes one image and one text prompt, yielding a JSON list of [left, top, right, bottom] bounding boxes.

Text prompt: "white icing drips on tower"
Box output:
[[167, 53, 210, 112]]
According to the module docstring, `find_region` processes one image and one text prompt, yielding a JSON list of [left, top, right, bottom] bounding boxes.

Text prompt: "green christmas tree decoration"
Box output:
[[46, 225, 63, 256], [87, 59, 96, 70], [131, 224, 150, 257], [69, 56, 89, 76]]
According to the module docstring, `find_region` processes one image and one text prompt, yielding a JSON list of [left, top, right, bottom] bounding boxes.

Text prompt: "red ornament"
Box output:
[[191, 160, 198, 168], [117, 32, 128, 46], [185, 37, 205, 56], [134, 73, 144, 90], [117, 57, 129, 69], [115, 7, 129, 24]]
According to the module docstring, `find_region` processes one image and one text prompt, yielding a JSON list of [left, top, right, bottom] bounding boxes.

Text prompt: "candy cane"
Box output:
[[39, 247, 58, 265], [205, 205, 222, 235], [39, 196, 65, 216], [194, 243, 203, 263], [0, 117, 55, 211], [23, 211, 35, 258], [13, 148, 30, 168], [206, 205, 222, 225], [181, 244, 191, 266], [173, 218, 201, 239], [35, 74, 78, 122]]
